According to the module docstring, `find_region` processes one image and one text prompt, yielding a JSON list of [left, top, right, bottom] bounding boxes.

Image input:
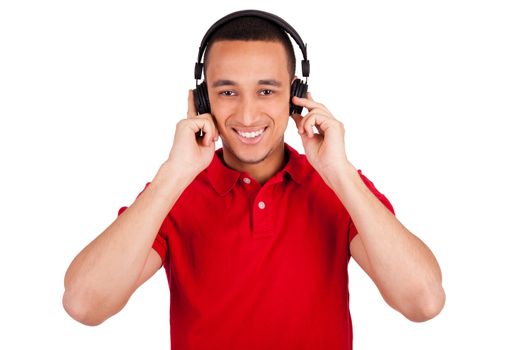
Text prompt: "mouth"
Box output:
[[232, 127, 268, 145]]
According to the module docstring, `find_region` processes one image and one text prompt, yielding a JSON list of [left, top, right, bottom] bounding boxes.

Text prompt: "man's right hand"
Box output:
[[63, 90, 220, 326], [164, 89, 219, 178]]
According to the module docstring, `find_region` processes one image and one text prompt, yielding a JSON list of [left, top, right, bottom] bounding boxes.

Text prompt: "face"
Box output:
[[205, 40, 293, 169]]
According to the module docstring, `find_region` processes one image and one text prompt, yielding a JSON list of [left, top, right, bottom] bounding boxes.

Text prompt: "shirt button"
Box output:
[[243, 177, 251, 184], [258, 201, 266, 210]]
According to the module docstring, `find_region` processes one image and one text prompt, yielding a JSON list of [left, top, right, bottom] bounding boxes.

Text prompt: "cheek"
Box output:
[[213, 116, 228, 134], [209, 97, 232, 117], [209, 102, 232, 131], [273, 99, 291, 127], [272, 111, 291, 134], [277, 116, 290, 133]]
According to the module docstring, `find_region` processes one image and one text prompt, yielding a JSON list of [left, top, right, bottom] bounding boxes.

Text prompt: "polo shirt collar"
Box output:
[[282, 142, 307, 185], [206, 148, 241, 196], [206, 143, 306, 195]]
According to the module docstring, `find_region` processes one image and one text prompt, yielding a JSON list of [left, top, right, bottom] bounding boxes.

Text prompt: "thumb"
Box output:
[[306, 91, 313, 100], [187, 89, 197, 118]]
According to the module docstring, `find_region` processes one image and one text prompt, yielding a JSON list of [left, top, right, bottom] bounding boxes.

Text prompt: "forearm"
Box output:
[[63, 162, 193, 324], [323, 162, 445, 320]]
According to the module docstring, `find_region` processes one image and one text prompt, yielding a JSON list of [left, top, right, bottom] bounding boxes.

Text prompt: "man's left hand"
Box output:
[[291, 92, 350, 179]]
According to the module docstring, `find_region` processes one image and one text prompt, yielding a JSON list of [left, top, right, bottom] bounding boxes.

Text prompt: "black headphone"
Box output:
[[193, 9, 310, 116]]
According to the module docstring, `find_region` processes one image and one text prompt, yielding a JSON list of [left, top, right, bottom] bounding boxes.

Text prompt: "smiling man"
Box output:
[[63, 10, 445, 350], [206, 39, 292, 184]]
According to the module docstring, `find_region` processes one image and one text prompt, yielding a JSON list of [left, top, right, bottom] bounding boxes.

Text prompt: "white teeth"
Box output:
[[236, 128, 264, 138]]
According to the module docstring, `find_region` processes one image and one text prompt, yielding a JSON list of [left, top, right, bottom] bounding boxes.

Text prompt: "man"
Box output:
[[63, 11, 445, 349]]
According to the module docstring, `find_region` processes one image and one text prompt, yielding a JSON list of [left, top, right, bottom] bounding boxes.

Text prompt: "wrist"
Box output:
[[321, 160, 359, 190], [151, 162, 196, 202]]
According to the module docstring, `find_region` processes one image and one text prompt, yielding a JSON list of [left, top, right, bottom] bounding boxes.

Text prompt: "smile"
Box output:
[[236, 128, 265, 138], [233, 127, 267, 144]]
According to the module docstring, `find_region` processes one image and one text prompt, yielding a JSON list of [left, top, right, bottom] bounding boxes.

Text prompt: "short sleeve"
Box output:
[[348, 169, 396, 243], [117, 182, 169, 266]]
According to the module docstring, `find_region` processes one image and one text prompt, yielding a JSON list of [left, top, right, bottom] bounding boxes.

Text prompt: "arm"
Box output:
[[291, 93, 445, 322], [62, 90, 219, 326], [329, 163, 445, 322], [62, 165, 193, 326]]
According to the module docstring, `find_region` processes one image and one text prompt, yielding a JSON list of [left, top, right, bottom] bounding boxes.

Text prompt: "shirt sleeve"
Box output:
[[348, 169, 396, 243], [117, 182, 169, 266]]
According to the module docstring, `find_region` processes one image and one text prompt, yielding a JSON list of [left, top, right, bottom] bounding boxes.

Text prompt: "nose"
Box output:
[[238, 95, 259, 125]]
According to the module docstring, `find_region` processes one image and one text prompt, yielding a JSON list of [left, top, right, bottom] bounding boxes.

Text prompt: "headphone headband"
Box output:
[[194, 9, 310, 81]]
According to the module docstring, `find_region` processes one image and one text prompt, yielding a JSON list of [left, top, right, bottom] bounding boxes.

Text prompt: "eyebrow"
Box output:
[[212, 79, 237, 88], [258, 79, 282, 87], [211, 79, 283, 88]]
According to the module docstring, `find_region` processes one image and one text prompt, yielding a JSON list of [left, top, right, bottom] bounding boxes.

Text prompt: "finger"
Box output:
[[187, 89, 197, 118], [301, 112, 332, 138], [298, 107, 330, 133], [299, 112, 316, 138], [292, 95, 326, 112], [200, 118, 215, 146], [186, 118, 214, 146], [290, 113, 304, 133], [197, 113, 219, 141], [205, 121, 215, 146]]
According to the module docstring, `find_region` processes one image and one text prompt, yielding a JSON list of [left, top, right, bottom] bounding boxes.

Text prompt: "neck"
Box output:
[[222, 143, 287, 186]]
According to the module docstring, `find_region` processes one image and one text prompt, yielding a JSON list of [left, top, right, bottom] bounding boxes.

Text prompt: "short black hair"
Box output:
[[202, 16, 296, 81]]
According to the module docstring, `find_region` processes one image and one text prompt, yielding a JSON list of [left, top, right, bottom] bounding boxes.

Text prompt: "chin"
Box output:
[[221, 128, 284, 167], [228, 143, 272, 165]]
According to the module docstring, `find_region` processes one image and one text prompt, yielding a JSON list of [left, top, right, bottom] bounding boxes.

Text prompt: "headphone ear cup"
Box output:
[[290, 79, 308, 115], [193, 81, 211, 115]]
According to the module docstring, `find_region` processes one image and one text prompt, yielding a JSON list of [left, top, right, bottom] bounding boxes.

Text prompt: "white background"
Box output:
[[1, 0, 524, 349]]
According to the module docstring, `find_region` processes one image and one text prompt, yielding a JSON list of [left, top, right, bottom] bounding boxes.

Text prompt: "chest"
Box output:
[[173, 181, 349, 280]]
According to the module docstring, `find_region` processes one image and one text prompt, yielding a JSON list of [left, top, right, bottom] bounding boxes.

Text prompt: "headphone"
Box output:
[[193, 9, 310, 116]]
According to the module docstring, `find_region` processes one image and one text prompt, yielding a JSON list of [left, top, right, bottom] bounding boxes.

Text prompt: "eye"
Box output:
[[259, 89, 273, 96], [219, 90, 236, 97]]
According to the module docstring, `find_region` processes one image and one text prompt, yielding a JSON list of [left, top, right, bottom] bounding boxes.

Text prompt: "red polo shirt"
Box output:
[[118, 143, 395, 349]]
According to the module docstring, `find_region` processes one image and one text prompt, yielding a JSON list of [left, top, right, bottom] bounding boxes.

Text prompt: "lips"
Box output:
[[233, 127, 267, 144], [235, 128, 265, 138]]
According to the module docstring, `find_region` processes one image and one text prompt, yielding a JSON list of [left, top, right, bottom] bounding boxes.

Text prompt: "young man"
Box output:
[[63, 12, 445, 349]]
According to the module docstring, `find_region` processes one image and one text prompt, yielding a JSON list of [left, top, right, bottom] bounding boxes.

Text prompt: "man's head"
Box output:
[[203, 16, 296, 81], [202, 16, 298, 171]]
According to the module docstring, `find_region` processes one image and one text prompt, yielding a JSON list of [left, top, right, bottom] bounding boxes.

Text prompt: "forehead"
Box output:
[[205, 40, 289, 81]]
